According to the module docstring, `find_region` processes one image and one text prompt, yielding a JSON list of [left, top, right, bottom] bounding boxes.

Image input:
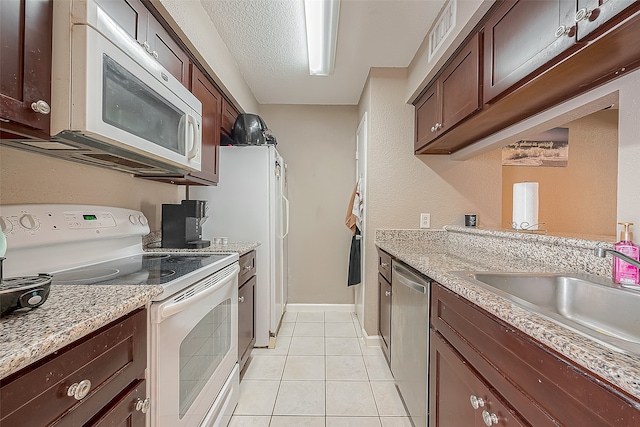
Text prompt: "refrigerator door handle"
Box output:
[[282, 195, 290, 238]]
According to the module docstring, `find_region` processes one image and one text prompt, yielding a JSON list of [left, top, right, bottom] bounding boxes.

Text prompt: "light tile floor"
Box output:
[[230, 311, 412, 427]]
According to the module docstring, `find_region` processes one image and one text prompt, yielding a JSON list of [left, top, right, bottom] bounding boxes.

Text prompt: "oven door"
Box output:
[[66, 7, 202, 172], [150, 263, 239, 427]]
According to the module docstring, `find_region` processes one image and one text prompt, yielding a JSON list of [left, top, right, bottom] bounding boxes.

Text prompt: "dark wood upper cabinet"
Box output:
[[222, 98, 239, 139], [483, 0, 577, 103], [414, 85, 439, 151], [94, 0, 148, 41], [147, 17, 191, 88], [188, 65, 222, 185], [414, 33, 481, 153], [94, 0, 189, 87], [0, 0, 52, 137], [576, 0, 640, 41]]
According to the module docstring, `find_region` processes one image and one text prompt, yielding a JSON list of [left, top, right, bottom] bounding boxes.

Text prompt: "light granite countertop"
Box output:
[[0, 284, 162, 379], [376, 228, 640, 402], [143, 230, 260, 256]]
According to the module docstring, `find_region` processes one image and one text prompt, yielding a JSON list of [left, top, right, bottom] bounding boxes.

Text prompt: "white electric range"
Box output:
[[0, 204, 240, 427]]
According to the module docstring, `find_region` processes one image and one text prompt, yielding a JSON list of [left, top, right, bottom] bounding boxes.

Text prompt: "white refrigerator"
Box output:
[[191, 145, 289, 347]]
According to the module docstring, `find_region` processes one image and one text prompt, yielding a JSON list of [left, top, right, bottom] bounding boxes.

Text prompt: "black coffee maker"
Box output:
[[161, 200, 211, 249]]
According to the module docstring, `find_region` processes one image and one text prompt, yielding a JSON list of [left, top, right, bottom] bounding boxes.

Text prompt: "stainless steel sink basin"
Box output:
[[454, 271, 640, 355]]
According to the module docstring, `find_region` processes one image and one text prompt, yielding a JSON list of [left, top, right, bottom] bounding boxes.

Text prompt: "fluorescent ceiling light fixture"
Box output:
[[304, 0, 340, 76]]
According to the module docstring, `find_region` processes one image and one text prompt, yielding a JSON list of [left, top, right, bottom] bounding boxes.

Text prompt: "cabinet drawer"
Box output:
[[431, 284, 640, 426], [0, 309, 147, 427], [239, 250, 256, 285], [377, 249, 392, 282], [90, 379, 147, 427]]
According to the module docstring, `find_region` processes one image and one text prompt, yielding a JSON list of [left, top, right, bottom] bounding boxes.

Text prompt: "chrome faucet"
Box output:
[[594, 247, 640, 269]]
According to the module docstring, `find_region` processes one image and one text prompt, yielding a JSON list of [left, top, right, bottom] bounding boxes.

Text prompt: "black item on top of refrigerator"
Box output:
[[232, 114, 277, 146]]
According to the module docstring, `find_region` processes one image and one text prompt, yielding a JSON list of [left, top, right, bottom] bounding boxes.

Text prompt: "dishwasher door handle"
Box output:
[[393, 264, 429, 294]]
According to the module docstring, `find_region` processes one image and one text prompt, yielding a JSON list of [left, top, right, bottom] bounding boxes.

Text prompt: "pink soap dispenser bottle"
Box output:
[[613, 222, 640, 285]]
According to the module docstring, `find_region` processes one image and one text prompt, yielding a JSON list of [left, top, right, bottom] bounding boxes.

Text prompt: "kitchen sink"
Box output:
[[454, 271, 640, 355]]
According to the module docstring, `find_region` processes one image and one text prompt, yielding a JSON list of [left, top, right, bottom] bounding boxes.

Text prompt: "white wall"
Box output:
[[258, 105, 358, 305], [357, 68, 501, 335]]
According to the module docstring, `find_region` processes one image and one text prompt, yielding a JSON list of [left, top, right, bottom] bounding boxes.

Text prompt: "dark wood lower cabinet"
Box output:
[[431, 284, 640, 426], [0, 309, 148, 427], [238, 251, 256, 373], [430, 330, 527, 427], [378, 273, 391, 363]]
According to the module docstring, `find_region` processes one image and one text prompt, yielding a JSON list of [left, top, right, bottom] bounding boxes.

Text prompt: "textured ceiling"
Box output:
[[200, 0, 445, 105]]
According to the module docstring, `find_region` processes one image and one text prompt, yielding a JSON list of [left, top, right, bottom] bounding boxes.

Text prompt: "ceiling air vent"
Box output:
[[429, 0, 456, 61]]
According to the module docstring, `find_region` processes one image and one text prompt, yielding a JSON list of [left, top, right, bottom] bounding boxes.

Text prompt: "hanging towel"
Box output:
[[348, 226, 361, 286], [345, 177, 363, 235]]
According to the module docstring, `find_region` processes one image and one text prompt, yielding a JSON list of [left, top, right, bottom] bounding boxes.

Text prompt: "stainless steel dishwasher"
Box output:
[[391, 260, 431, 427]]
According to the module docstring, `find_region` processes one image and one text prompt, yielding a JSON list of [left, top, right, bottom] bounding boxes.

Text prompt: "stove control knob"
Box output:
[[129, 215, 138, 225], [19, 214, 39, 230], [138, 215, 148, 226], [0, 217, 13, 234], [19, 289, 45, 308]]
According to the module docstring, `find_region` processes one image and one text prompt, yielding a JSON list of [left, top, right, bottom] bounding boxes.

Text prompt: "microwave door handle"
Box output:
[[186, 114, 199, 160]]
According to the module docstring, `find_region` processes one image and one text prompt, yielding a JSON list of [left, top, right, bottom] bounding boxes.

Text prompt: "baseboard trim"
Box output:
[[285, 303, 355, 312]]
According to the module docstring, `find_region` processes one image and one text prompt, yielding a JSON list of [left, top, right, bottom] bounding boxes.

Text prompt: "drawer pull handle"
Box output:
[[135, 397, 151, 413], [385, 290, 391, 297], [243, 265, 252, 271], [381, 262, 389, 268], [470, 395, 485, 409], [67, 379, 91, 400], [239, 296, 245, 303], [482, 410, 499, 426]]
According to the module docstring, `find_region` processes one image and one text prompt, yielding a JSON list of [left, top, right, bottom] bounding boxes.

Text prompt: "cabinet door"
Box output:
[[430, 330, 527, 427], [440, 33, 481, 133], [191, 66, 222, 184], [222, 98, 239, 138], [378, 274, 392, 363], [89, 380, 147, 427], [414, 84, 439, 151], [94, 0, 148, 42], [147, 17, 191, 87], [484, 0, 577, 103], [576, 0, 640, 40], [238, 275, 256, 369], [0, 0, 52, 134]]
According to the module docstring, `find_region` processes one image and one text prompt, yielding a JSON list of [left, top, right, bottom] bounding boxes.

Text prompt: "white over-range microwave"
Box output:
[[6, 0, 202, 175]]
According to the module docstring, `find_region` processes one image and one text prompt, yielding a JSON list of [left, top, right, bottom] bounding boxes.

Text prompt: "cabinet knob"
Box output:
[[135, 397, 151, 413], [385, 290, 391, 297], [381, 262, 389, 268], [151, 50, 159, 59], [575, 7, 594, 22], [140, 40, 151, 52], [243, 265, 252, 271], [67, 379, 92, 400], [30, 100, 50, 115], [482, 410, 499, 426], [431, 125, 437, 133], [239, 296, 245, 303], [554, 24, 574, 38], [470, 395, 485, 409]]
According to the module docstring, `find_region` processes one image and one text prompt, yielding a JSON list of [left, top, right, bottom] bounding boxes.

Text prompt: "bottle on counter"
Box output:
[[613, 222, 640, 285]]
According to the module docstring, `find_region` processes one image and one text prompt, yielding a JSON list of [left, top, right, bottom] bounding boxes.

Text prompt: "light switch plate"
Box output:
[[420, 213, 431, 229]]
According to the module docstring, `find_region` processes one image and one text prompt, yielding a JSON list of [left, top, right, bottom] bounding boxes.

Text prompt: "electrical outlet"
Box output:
[[420, 213, 431, 229]]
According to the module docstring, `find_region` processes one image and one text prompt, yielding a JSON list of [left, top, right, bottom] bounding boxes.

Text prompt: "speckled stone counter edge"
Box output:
[[375, 228, 640, 401], [143, 230, 260, 256], [0, 284, 163, 379]]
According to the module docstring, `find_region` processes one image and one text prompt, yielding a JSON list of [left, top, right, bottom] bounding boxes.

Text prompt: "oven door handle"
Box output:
[[159, 264, 240, 319]]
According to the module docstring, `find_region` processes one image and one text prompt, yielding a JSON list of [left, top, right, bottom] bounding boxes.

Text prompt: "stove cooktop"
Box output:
[[52, 253, 234, 287]]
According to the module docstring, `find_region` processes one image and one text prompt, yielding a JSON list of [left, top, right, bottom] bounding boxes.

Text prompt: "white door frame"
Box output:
[[354, 112, 367, 325]]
